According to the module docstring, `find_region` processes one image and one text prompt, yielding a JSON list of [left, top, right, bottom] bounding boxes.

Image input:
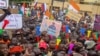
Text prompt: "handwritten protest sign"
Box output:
[[66, 10, 82, 23], [0, 14, 22, 29], [40, 19, 62, 37], [0, 0, 9, 9]]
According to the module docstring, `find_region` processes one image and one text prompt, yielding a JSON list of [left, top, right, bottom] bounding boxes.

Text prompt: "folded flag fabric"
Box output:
[[45, 9, 51, 18], [9, 46, 23, 53], [0, 29, 4, 35], [97, 35, 100, 43], [92, 33, 97, 40], [68, 43, 74, 54], [34, 0, 38, 8], [66, 8, 68, 14], [95, 32, 99, 40], [56, 38, 61, 46], [68, 0, 80, 13], [87, 30, 92, 38], [41, 3, 47, 12], [62, 24, 66, 32]]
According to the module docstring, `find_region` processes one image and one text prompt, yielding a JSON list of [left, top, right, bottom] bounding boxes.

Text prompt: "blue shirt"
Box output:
[[35, 25, 41, 36], [66, 25, 70, 33], [80, 28, 86, 35]]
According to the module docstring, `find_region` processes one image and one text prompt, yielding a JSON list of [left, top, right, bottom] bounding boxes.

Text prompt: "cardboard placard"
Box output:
[[66, 10, 82, 23]]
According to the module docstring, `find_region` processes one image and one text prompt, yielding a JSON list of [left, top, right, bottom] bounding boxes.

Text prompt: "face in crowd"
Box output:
[[0, 43, 8, 56]]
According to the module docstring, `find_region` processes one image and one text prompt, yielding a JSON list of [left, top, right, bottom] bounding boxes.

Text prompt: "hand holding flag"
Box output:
[[2, 20, 9, 29], [68, 0, 80, 13], [0, 20, 9, 35], [87, 30, 92, 39]]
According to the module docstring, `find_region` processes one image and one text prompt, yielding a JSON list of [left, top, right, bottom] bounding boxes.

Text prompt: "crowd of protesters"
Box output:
[[0, 6, 100, 56]]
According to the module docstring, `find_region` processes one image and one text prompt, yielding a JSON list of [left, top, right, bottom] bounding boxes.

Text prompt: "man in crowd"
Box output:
[[0, 6, 100, 56]]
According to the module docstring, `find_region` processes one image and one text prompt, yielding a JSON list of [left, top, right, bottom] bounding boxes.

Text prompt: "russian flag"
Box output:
[[68, 0, 80, 13], [34, 0, 38, 8], [19, 2, 25, 15], [41, 3, 47, 12]]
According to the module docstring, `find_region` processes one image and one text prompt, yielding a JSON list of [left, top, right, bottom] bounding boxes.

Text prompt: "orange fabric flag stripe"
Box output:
[[9, 46, 23, 53], [45, 9, 51, 17], [70, 0, 80, 11]]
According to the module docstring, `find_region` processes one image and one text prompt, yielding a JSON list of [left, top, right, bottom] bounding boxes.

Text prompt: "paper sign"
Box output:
[[40, 19, 62, 37], [66, 10, 82, 23], [0, 14, 22, 29], [0, 29, 4, 35], [0, 0, 9, 9]]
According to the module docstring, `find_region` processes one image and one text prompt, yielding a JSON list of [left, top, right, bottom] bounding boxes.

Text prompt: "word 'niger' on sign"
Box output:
[[0, 2, 5, 5]]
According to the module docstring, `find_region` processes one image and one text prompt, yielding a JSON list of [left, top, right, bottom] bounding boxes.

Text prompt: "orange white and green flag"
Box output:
[[68, 0, 80, 13]]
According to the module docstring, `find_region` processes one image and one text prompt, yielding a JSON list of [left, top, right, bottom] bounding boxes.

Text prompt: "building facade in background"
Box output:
[[9, 0, 100, 15]]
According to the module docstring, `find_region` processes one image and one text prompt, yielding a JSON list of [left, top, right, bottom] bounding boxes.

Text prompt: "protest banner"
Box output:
[[94, 15, 100, 31], [40, 19, 62, 37], [0, 0, 9, 9], [0, 14, 22, 29], [66, 10, 82, 23]]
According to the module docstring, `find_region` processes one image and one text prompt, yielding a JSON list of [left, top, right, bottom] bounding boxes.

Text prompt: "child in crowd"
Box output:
[[0, 7, 100, 56]]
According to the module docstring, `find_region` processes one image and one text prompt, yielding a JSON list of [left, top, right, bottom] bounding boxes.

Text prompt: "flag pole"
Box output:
[[50, 0, 54, 13], [62, 0, 65, 10]]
